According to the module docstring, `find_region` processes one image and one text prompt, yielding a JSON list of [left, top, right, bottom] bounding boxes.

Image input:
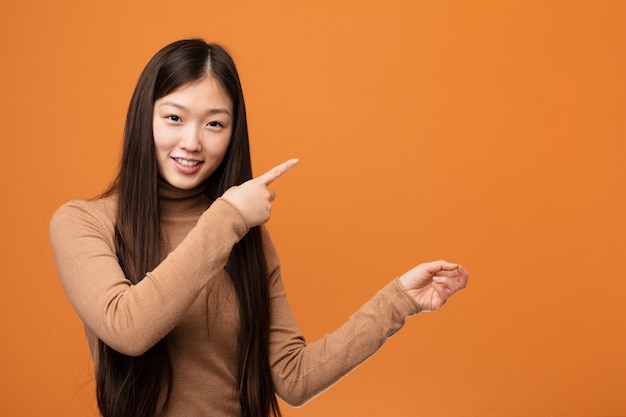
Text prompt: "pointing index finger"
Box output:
[[256, 158, 299, 185]]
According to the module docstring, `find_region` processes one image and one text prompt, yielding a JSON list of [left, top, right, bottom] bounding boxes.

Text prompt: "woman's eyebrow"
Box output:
[[158, 101, 188, 111], [158, 101, 231, 116]]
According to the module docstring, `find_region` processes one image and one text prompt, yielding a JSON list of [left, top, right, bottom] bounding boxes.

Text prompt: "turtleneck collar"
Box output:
[[158, 178, 211, 218]]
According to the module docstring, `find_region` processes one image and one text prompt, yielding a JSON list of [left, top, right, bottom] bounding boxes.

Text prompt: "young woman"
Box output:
[[50, 38, 468, 417]]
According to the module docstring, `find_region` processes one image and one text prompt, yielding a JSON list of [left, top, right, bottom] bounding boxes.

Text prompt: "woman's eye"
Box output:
[[167, 115, 181, 122], [208, 121, 223, 128]]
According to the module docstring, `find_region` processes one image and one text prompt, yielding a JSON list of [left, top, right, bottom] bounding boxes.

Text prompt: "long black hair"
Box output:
[[99, 39, 280, 417]]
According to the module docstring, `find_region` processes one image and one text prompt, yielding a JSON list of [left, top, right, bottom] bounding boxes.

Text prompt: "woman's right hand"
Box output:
[[221, 158, 299, 227]]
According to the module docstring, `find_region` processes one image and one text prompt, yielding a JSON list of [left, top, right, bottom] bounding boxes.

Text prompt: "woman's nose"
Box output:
[[179, 125, 202, 152]]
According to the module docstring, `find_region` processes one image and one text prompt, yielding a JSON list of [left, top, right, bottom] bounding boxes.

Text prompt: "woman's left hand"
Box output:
[[399, 260, 468, 312]]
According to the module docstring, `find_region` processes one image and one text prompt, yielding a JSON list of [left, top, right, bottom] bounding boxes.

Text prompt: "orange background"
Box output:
[[1, 1, 625, 416]]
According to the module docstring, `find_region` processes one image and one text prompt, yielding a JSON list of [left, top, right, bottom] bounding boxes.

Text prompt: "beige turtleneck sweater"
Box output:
[[49, 182, 420, 416]]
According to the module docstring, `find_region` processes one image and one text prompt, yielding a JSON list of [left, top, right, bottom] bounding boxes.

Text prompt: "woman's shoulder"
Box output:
[[50, 194, 117, 236]]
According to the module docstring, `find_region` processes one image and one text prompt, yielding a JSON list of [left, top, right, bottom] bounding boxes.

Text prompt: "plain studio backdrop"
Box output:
[[1, 1, 624, 416]]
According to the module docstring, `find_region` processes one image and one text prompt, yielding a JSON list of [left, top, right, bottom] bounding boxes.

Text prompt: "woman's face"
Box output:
[[152, 76, 233, 190]]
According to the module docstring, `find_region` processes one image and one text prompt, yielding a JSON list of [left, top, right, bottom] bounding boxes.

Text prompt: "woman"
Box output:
[[50, 38, 468, 417]]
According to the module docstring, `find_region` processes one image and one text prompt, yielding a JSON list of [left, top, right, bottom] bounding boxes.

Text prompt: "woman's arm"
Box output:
[[49, 197, 248, 356], [262, 231, 468, 406]]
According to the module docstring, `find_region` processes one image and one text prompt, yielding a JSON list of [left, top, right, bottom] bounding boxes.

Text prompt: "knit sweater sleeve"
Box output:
[[262, 231, 420, 407], [49, 197, 248, 357]]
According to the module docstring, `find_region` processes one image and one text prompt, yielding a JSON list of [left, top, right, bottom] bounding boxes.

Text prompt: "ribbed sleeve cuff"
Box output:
[[391, 277, 421, 316], [209, 197, 250, 239]]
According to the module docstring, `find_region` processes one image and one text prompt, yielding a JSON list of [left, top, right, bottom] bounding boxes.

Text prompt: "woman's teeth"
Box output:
[[175, 158, 200, 167]]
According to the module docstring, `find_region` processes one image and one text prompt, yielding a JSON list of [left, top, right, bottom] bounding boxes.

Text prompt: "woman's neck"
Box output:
[[158, 178, 211, 218]]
